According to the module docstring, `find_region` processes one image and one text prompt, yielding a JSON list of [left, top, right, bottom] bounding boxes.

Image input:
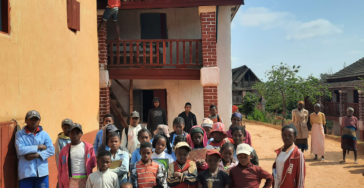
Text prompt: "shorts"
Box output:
[[102, 7, 118, 21]]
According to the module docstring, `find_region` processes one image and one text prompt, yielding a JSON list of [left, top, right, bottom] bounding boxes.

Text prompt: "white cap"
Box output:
[[236, 143, 252, 156]]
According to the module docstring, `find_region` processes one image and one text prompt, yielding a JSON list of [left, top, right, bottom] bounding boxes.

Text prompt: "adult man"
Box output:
[[178, 102, 197, 133], [121, 111, 142, 154]]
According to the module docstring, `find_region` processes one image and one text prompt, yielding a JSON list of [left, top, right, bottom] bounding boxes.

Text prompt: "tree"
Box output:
[[355, 77, 364, 91], [240, 92, 259, 118], [254, 63, 331, 126]]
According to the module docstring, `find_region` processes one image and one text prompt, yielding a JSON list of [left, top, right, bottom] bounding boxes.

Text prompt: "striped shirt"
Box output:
[[131, 159, 167, 188]]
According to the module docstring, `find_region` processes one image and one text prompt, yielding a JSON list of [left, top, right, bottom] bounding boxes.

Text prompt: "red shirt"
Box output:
[[108, 0, 120, 8], [229, 162, 273, 188], [25, 126, 40, 136]]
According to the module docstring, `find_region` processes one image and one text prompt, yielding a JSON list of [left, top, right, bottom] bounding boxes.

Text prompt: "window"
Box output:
[[0, 0, 9, 33], [140, 13, 167, 39], [67, 0, 80, 31]]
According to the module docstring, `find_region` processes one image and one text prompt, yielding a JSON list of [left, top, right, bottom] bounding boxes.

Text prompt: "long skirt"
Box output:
[[311, 123, 325, 156], [341, 126, 357, 151], [295, 139, 308, 150]]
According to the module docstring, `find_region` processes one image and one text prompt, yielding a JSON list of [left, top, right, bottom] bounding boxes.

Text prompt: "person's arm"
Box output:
[[245, 131, 252, 146], [167, 163, 181, 187], [121, 128, 127, 147], [251, 149, 259, 166], [310, 114, 313, 127], [163, 109, 168, 125], [87, 147, 97, 174], [295, 151, 306, 188], [229, 171, 235, 188], [58, 149, 64, 188], [193, 114, 197, 127], [147, 110, 152, 132], [322, 113, 326, 125], [130, 150, 137, 165], [93, 131, 100, 154], [131, 163, 138, 188], [114, 174, 120, 188], [110, 152, 129, 176], [156, 163, 167, 188], [292, 110, 296, 123], [183, 161, 198, 185], [38, 133, 55, 160], [15, 132, 38, 156], [55, 138, 60, 168], [259, 167, 273, 188]]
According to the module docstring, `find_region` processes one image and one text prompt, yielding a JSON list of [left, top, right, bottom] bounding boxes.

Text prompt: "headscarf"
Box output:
[[314, 103, 321, 108], [186, 126, 208, 149], [232, 105, 239, 113], [153, 124, 170, 137], [152, 132, 172, 154], [191, 127, 204, 137], [98, 124, 129, 155], [201, 118, 213, 128], [231, 112, 243, 120], [347, 107, 354, 112], [298, 101, 304, 105]]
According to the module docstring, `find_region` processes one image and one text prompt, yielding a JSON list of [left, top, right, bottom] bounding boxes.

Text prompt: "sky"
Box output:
[[231, 0, 364, 81]]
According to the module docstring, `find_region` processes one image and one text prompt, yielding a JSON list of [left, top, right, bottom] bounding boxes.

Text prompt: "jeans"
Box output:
[[19, 176, 49, 188], [102, 7, 119, 21]]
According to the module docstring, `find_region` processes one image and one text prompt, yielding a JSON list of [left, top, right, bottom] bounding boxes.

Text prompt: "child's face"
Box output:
[[231, 117, 242, 127], [98, 156, 111, 171], [203, 127, 212, 139], [237, 153, 251, 166], [185, 105, 191, 113], [103, 117, 114, 126], [25, 117, 40, 130], [155, 138, 167, 154], [138, 132, 151, 144], [140, 147, 152, 163], [232, 130, 245, 145], [173, 123, 184, 135], [108, 136, 120, 151], [212, 132, 224, 142], [210, 107, 217, 116], [62, 124, 71, 136], [221, 147, 234, 163], [206, 155, 220, 170], [154, 101, 160, 108], [176, 148, 189, 164], [69, 129, 82, 144], [131, 117, 139, 127], [192, 133, 203, 146]]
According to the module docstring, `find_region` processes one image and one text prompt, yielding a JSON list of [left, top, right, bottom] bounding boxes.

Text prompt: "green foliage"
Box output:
[[326, 120, 334, 130], [355, 77, 364, 91], [247, 108, 267, 122], [240, 92, 259, 117]]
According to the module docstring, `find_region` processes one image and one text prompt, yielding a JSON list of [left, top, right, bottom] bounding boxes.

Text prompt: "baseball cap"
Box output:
[[69, 123, 83, 133], [25, 110, 41, 120], [206, 149, 222, 159], [208, 122, 227, 138], [236, 143, 252, 156], [62, 118, 73, 126], [131, 111, 139, 118], [201, 118, 213, 128], [175, 142, 191, 151]]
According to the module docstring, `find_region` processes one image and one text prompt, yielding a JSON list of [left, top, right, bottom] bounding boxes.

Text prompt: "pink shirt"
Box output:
[[342, 116, 358, 129]]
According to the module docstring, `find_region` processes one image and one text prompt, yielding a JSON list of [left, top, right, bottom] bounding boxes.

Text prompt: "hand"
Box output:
[[24, 153, 40, 161], [173, 172, 183, 178], [38, 145, 47, 151]]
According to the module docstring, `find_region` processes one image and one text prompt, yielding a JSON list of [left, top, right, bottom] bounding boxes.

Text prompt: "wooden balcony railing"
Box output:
[[106, 39, 203, 68], [306, 101, 359, 118]]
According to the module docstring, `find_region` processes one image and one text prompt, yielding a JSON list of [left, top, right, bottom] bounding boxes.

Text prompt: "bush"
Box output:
[[326, 120, 334, 130], [240, 92, 259, 117], [247, 108, 267, 122]]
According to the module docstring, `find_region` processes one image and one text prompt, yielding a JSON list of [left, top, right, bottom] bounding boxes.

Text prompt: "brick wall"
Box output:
[[339, 90, 347, 117], [203, 86, 218, 117]]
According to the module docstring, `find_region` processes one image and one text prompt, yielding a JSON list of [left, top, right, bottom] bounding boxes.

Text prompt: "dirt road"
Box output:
[[246, 122, 364, 188]]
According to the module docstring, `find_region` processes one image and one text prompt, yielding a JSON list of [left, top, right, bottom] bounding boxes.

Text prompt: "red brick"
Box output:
[[207, 18, 215, 21]]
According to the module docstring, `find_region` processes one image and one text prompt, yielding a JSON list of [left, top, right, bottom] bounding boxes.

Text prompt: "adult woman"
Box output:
[[272, 124, 305, 188], [340, 107, 358, 164], [310, 103, 326, 160], [292, 101, 309, 152], [226, 112, 252, 146]]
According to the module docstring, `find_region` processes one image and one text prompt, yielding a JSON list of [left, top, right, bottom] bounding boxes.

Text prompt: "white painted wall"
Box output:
[[111, 80, 204, 131], [217, 6, 232, 130]]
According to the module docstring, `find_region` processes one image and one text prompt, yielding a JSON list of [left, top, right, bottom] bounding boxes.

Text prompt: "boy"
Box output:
[[231, 126, 259, 165], [86, 151, 119, 188], [169, 117, 188, 146], [107, 132, 129, 185], [121, 111, 142, 154], [207, 122, 228, 150], [147, 97, 167, 133], [229, 144, 272, 188], [15, 110, 55, 188], [131, 142, 167, 188], [201, 118, 213, 144], [209, 105, 223, 123], [197, 150, 231, 188], [97, 0, 121, 40], [178, 102, 197, 133], [93, 114, 114, 154], [55, 118, 73, 168], [167, 142, 197, 188], [58, 123, 97, 188], [121, 182, 133, 188]]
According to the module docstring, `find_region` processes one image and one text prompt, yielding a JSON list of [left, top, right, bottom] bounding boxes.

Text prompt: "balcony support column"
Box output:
[[358, 90, 364, 140]]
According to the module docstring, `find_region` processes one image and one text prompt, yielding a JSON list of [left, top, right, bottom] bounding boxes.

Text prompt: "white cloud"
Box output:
[[238, 7, 342, 40]]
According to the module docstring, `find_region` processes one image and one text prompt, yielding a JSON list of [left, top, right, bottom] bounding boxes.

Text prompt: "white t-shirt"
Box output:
[[121, 124, 142, 154], [274, 147, 294, 188], [70, 142, 86, 175]]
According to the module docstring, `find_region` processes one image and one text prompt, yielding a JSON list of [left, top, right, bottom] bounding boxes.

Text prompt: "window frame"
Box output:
[[0, 0, 10, 34]]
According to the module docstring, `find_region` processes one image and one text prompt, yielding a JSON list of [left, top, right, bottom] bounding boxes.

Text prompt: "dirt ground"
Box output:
[[246, 122, 364, 188]]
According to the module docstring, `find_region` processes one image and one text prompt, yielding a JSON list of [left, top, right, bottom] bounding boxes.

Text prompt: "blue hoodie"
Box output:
[[15, 126, 55, 180], [93, 129, 103, 154]]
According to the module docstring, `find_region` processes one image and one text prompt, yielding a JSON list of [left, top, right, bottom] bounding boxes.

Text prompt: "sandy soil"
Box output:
[[246, 122, 364, 188]]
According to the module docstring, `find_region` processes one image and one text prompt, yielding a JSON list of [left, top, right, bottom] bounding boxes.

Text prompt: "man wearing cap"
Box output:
[[229, 144, 273, 188], [121, 111, 142, 154], [55, 118, 73, 169], [15, 110, 55, 188]]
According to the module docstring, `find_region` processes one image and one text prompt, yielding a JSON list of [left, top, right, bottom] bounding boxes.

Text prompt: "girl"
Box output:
[[171, 135, 187, 161], [107, 132, 129, 185], [151, 133, 174, 164], [130, 128, 152, 166], [218, 143, 238, 174], [231, 126, 259, 165], [186, 126, 209, 173], [340, 107, 358, 164]]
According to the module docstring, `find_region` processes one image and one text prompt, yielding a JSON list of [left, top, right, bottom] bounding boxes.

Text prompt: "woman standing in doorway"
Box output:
[[292, 101, 309, 153], [310, 103, 326, 160], [340, 107, 358, 164]]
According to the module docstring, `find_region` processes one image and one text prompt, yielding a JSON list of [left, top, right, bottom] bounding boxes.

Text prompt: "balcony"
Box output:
[[106, 39, 203, 80]]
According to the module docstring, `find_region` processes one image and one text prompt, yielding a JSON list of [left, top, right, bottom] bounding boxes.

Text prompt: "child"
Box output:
[[86, 151, 119, 188], [201, 118, 213, 144], [93, 114, 114, 154], [130, 128, 152, 166], [107, 132, 129, 185], [58, 123, 97, 188], [147, 97, 168, 133], [55, 118, 73, 168], [15, 110, 55, 188], [167, 142, 198, 188], [178, 102, 197, 133], [186, 126, 209, 173], [207, 122, 230, 150], [231, 126, 259, 165], [169, 117, 188, 146], [197, 150, 231, 188], [229, 144, 272, 188], [121, 111, 142, 154], [171, 135, 187, 160], [131, 142, 167, 188], [209, 105, 223, 123], [226, 113, 252, 146], [97, 0, 121, 40], [98, 124, 129, 155], [218, 143, 238, 173], [121, 182, 133, 188], [152, 133, 174, 164]]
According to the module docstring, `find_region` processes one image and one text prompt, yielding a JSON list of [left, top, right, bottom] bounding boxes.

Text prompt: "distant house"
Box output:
[[305, 57, 364, 140], [232, 65, 263, 108]]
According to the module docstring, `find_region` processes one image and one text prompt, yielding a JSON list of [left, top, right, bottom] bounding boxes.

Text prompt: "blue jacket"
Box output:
[[92, 129, 103, 154], [15, 126, 55, 180], [55, 132, 71, 168], [106, 148, 129, 185]]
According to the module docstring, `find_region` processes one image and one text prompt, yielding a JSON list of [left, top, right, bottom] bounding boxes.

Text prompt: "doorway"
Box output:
[[139, 89, 167, 123]]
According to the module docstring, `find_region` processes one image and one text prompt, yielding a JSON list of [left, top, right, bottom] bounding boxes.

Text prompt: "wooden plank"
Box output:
[[123, 42, 126, 64], [109, 68, 201, 80], [109, 42, 114, 65], [136, 42, 139, 64], [196, 41, 199, 65], [183, 41, 185, 65], [170, 41, 173, 64], [143, 42, 146, 64], [163, 42, 166, 64], [156, 42, 160, 64], [150, 42, 153, 64], [131, 42, 134, 64], [117, 42, 120, 64], [129, 80, 134, 116], [176, 41, 179, 64], [0, 121, 17, 188], [189, 41, 192, 64], [114, 80, 129, 95]]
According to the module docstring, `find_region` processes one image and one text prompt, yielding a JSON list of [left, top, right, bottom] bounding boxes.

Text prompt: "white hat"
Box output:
[[236, 143, 252, 156]]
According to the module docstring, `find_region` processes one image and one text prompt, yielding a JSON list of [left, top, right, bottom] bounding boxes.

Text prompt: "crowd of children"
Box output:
[[15, 102, 306, 188]]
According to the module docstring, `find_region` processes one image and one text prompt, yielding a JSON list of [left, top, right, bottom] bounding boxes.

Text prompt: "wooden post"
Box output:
[[129, 80, 133, 116]]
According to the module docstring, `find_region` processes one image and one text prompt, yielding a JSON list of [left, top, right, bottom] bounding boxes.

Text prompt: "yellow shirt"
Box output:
[[310, 112, 326, 125]]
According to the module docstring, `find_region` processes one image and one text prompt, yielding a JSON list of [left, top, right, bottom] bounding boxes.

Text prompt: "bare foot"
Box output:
[[339, 160, 346, 163], [354, 160, 357, 164]]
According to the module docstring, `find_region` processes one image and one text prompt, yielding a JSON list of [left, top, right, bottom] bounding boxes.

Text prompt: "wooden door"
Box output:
[[153, 89, 167, 122], [0, 121, 18, 188]]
